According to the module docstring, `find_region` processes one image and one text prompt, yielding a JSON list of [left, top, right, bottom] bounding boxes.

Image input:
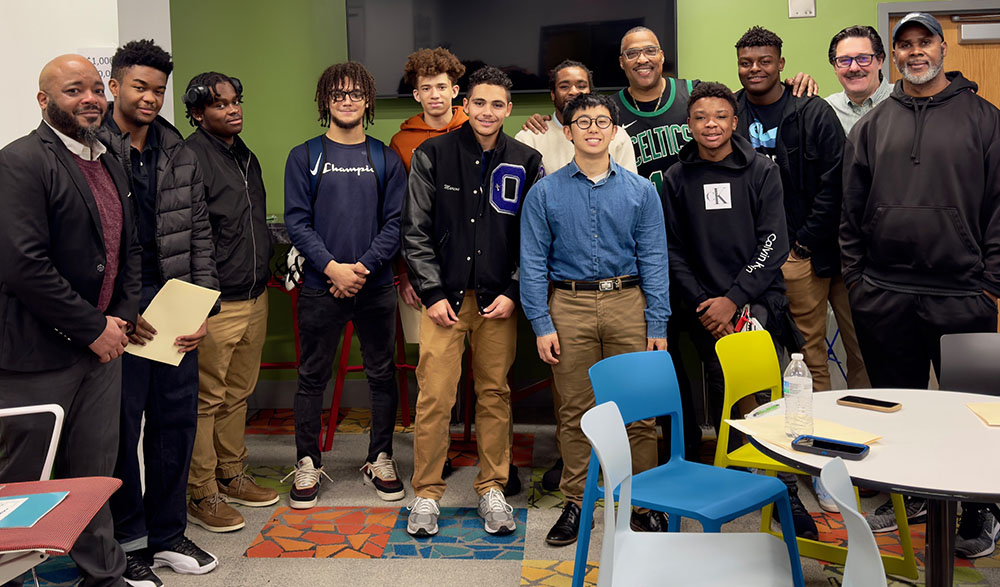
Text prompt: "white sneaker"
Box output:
[[812, 476, 839, 513], [406, 496, 440, 537], [478, 487, 516, 535], [281, 456, 332, 509], [152, 537, 218, 575]]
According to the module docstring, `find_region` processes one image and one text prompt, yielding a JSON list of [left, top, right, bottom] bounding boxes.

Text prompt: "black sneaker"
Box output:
[[774, 490, 819, 541], [865, 495, 927, 533], [152, 536, 218, 575], [442, 456, 454, 479], [124, 552, 162, 587], [956, 508, 1000, 559], [361, 452, 405, 501], [503, 463, 521, 497], [541, 458, 563, 492]]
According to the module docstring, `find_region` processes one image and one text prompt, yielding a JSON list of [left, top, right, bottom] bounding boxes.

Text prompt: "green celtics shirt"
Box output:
[[612, 77, 698, 194]]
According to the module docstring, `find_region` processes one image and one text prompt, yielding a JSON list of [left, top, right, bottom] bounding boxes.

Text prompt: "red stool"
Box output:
[[260, 277, 301, 370], [322, 309, 415, 451]]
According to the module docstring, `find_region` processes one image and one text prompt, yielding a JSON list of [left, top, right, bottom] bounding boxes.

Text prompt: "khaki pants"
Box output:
[[550, 286, 658, 505], [189, 291, 268, 498], [412, 291, 516, 500], [782, 258, 869, 391]]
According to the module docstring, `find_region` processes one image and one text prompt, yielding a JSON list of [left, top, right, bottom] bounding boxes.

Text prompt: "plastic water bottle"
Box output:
[[783, 353, 813, 439]]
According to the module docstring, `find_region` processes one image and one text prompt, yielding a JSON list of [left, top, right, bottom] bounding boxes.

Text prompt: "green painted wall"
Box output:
[[168, 0, 926, 380]]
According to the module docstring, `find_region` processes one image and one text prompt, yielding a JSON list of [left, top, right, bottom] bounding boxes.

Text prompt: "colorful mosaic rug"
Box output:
[[383, 506, 527, 559], [246, 506, 396, 558]]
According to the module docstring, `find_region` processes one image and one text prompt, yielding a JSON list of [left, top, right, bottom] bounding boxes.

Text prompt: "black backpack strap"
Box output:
[[365, 136, 387, 228]]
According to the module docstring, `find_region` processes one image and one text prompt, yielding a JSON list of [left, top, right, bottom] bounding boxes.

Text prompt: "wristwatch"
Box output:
[[792, 241, 812, 260]]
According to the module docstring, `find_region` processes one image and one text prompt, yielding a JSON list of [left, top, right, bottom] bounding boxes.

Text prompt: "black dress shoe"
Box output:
[[541, 458, 563, 492], [504, 463, 521, 496], [441, 456, 454, 479], [546, 502, 582, 546], [630, 510, 669, 532]]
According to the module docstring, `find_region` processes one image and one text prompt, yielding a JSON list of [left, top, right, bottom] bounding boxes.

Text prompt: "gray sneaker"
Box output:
[[478, 487, 516, 536], [956, 508, 1000, 559], [866, 496, 927, 533], [406, 496, 440, 537]]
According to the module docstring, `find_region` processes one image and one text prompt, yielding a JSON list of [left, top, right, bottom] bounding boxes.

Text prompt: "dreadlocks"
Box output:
[[315, 62, 377, 128]]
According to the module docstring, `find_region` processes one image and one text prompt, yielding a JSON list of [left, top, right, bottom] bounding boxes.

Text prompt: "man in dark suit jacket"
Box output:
[[0, 54, 140, 587]]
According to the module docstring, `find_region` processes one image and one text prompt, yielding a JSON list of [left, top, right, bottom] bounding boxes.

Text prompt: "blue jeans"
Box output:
[[295, 284, 398, 465], [111, 284, 199, 553]]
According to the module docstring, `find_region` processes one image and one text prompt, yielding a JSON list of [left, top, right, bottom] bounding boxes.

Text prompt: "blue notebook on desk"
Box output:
[[0, 491, 69, 528]]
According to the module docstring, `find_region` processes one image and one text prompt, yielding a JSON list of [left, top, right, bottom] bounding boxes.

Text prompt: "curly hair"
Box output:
[[548, 59, 593, 93], [562, 93, 619, 128], [403, 47, 465, 88], [735, 26, 783, 55], [183, 72, 242, 128], [315, 62, 376, 128], [466, 66, 512, 100], [686, 81, 738, 115], [111, 39, 173, 80]]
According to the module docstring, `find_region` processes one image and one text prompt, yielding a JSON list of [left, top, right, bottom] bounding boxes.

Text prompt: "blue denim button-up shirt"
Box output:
[[520, 156, 670, 338]]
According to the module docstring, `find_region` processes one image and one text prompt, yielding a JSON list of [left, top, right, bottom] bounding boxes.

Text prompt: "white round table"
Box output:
[[742, 389, 1000, 587]]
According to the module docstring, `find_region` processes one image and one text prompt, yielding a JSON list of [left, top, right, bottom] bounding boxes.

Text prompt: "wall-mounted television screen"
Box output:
[[346, 0, 678, 97]]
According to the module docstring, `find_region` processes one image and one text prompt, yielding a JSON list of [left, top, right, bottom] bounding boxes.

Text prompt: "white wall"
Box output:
[[0, 0, 173, 148], [0, 0, 119, 148]]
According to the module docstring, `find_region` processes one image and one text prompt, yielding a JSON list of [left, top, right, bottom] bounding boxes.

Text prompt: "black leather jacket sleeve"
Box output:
[[402, 149, 447, 308]]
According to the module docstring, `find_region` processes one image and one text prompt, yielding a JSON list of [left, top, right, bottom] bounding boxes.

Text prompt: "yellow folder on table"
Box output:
[[727, 414, 882, 449], [967, 402, 1000, 426]]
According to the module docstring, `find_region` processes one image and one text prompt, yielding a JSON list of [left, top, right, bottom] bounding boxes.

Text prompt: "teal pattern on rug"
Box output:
[[383, 506, 526, 559]]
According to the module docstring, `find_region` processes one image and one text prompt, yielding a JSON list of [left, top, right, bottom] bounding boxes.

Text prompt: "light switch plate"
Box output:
[[789, 0, 816, 19]]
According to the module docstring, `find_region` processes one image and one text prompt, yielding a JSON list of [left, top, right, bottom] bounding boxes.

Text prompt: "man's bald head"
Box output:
[[37, 54, 107, 145]]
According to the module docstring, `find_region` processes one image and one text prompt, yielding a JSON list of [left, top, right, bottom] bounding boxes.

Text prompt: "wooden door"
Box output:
[[889, 12, 1000, 108]]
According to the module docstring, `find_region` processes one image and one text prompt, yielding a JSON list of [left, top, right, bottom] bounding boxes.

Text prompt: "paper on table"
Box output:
[[0, 491, 68, 528], [726, 414, 882, 449], [397, 292, 421, 344], [967, 402, 1000, 426], [124, 279, 220, 366]]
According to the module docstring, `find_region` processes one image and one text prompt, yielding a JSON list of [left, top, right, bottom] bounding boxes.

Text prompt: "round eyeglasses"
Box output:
[[570, 115, 613, 130]]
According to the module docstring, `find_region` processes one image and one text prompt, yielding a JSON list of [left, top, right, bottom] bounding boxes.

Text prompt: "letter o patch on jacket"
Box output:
[[489, 163, 526, 216]]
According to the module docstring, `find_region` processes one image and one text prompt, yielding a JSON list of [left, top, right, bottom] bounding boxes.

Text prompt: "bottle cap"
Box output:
[[791, 353, 804, 360]]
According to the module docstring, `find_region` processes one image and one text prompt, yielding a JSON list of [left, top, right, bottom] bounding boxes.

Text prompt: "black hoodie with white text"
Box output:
[[662, 133, 789, 309]]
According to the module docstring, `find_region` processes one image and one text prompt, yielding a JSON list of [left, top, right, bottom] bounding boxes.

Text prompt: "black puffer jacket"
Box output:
[[103, 109, 219, 291]]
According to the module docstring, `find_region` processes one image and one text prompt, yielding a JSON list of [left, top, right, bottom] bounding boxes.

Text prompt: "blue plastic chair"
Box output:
[[572, 351, 804, 587]]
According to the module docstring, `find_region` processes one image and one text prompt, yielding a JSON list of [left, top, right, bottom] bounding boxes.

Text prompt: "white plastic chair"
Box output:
[[820, 458, 888, 587], [0, 404, 65, 481], [580, 402, 799, 587]]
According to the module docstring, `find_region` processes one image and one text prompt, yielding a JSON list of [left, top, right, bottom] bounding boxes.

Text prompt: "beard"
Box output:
[[332, 115, 362, 130], [47, 100, 103, 144], [898, 58, 944, 86]]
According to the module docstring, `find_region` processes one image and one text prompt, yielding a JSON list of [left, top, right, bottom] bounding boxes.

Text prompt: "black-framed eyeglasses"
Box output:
[[621, 45, 660, 61], [331, 89, 365, 102], [570, 115, 613, 130], [833, 54, 877, 69]]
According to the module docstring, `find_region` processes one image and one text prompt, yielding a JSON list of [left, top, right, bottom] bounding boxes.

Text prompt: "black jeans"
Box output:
[[295, 284, 398, 465], [111, 285, 199, 553], [848, 280, 998, 389]]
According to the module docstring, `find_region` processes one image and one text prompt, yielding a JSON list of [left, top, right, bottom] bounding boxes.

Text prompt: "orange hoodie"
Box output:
[[389, 106, 469, 171]]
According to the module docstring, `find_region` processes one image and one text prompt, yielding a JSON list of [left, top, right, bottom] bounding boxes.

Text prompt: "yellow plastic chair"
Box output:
[[713, 330, 918, 580]]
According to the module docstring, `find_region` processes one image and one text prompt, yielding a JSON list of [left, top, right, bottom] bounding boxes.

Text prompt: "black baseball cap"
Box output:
[[892, 12, 944, 44]]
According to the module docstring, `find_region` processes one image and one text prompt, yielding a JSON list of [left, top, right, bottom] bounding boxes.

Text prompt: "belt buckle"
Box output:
[[598, 279, 615, 292]]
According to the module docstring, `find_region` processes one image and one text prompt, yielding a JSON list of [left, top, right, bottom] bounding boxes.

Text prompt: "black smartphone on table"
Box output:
[[791, 435, 870, 460], [837, 395, 902, 412]]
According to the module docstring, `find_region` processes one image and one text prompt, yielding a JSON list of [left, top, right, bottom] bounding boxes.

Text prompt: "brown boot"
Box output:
[[187, 493, 245, 533], [218, 471, 279, 507]]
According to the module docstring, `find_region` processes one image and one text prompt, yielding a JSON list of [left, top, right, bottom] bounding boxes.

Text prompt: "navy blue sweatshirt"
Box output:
[[284, 135, 405, 291]]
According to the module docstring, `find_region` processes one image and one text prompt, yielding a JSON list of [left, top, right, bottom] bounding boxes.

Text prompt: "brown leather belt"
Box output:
[[551, 276, 640, 292]]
